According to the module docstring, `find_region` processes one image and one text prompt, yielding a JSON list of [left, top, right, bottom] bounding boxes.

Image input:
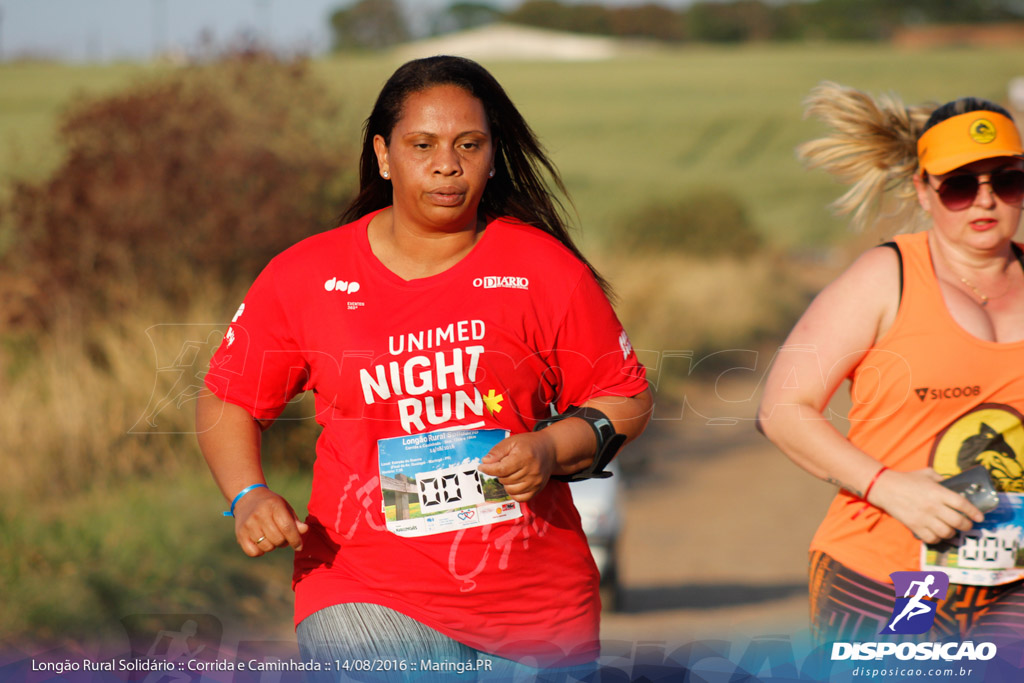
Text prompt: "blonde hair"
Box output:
[[797, 82, 935, 232]]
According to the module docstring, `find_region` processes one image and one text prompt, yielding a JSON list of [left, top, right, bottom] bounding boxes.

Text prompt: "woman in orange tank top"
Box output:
[[758, 83, 1024, 651]]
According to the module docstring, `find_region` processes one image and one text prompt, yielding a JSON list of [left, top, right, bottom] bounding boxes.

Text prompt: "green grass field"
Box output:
[[0, 466, 312, 644], [0, 61, 163, 186], [3, 41, 1024, 645], [478, 44, 1024, 248], [4, 44, 1024, 248]]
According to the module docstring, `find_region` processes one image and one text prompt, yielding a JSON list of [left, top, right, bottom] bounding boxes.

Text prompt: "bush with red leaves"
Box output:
[[0, 53, 356, 330]]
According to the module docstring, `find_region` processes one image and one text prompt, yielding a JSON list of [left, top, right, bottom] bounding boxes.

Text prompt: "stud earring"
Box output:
[[382, 170, 390, 179], [488, 169, 495, 178]]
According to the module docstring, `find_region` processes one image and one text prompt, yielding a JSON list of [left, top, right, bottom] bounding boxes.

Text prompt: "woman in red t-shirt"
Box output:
[[196, 56, 652, 677]]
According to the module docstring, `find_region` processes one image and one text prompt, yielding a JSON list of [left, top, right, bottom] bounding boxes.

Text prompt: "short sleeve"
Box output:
[[547, 270, 648, 412], [204, 258, 310, 422]]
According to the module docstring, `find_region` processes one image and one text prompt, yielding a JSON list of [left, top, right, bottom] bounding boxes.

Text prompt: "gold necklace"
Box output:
[[959, 272, 1015, 307], [936, 241, 1017, 308], [959, 277, 989, 307]]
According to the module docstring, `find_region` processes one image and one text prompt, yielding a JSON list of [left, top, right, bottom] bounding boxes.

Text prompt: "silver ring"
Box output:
[[255, 536, 266, 544]]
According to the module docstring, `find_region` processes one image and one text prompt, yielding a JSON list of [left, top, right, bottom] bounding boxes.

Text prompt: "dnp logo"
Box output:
[[881, 571, 950, 635], [324, 277, 360, 294]]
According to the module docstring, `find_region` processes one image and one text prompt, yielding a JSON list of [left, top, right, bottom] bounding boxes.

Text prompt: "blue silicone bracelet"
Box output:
[[223, 483, 268, 517]]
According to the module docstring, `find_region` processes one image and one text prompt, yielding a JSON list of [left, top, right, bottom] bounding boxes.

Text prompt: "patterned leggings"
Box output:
[[809, 550, 1024, 664]]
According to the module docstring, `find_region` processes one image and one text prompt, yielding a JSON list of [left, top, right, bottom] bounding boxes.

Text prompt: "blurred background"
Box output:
[[2, 0, 1024, 658]]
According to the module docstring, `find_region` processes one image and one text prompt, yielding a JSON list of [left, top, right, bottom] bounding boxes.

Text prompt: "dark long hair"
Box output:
[[340, 55, 609, 294]]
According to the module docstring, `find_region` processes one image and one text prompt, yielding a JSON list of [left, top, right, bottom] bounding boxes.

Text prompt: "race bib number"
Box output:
[[416, 462, 486, 513], [377, 428, 522, 538], [922, 493, 1024, 585]]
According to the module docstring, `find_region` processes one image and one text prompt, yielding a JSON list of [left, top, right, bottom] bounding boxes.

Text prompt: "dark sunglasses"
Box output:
[[928, 168, 1024, 211]]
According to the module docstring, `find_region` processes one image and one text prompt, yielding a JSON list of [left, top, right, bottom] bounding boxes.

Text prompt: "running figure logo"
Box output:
[[881, 571, 950, 635]]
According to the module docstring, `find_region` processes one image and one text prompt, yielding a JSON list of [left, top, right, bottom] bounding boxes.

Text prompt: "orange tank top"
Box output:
[[810, 231, 1024, 583]]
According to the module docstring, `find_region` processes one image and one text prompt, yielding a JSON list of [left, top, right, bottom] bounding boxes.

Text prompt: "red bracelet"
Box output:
[[851, 466, 888, 520], [863, 466, 888, 501]]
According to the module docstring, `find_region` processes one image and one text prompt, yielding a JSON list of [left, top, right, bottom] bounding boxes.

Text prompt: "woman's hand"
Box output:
[[868, 468, 985, 544], [477, 392, 652, 502], [233, 486, 309, 557], [478, 431, 558, 502]]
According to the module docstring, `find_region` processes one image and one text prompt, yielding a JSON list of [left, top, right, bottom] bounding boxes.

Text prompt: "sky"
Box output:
[[0, 0, 689, 63]]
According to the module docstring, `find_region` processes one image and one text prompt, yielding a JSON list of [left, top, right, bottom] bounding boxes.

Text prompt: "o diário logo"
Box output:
[[969, 118, 997, 144], [472, 276, 529, 290]]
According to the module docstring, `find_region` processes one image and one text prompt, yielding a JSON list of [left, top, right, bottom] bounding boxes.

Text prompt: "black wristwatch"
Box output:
[[534, 405, 625, 482]]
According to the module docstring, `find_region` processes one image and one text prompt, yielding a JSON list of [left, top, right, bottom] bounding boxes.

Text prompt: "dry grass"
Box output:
[[0, 284, 237, 497], [0, 283, 320, 643], [603, 249, 811, 360]]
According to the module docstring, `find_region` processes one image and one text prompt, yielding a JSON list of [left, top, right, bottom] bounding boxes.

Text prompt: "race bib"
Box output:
[[377, 428, 522, 538], [922, 493, 1024, 585]]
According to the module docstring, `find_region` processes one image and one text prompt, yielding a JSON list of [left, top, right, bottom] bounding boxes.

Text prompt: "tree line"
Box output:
[[329, 0, 1024, 50]]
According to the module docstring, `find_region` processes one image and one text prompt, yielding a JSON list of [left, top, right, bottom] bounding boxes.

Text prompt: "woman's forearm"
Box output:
[[196, 390, 308, 555], [587, 389, 653, 445], [477, 388, 653, 500], [757, 399, 983, 543], [196, 390, 267, 505], [757, 400, 884, 498], [547, 389, 654, 476]]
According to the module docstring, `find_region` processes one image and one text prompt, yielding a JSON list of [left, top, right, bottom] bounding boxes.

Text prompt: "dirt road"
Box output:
[[601, 381, 838, 645]]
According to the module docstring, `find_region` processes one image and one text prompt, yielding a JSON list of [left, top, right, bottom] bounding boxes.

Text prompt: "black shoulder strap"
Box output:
[[879, 241, 903, 307]]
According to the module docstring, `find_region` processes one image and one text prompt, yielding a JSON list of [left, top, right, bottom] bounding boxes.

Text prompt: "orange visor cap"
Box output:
[[917, 111, 1024, 175]]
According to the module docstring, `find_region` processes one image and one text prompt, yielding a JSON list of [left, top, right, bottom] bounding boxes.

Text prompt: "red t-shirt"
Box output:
[[204, 210, 648, 666]]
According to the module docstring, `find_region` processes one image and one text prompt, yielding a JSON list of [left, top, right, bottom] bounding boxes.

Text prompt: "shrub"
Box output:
[[613, 187, 763, 258], [605, 249, 806, 365], [0, 53, 354, 495], [0, 52, 356, 331]]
